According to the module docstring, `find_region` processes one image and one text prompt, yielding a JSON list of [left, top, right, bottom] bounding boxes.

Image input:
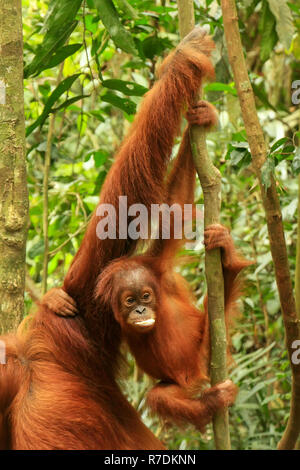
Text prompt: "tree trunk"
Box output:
[[177, 0, 231, 450], [221, 0, 300, 450], [296, 174, 300, 320], [0, 0, 28, 333]]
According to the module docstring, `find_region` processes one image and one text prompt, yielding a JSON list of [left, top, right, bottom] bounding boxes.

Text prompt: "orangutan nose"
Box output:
[[136, 306, 146, 314]]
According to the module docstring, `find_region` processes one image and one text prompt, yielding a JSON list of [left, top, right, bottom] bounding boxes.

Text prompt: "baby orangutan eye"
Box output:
[[143, 292, 151, 300], [125, 297, 135, 306]]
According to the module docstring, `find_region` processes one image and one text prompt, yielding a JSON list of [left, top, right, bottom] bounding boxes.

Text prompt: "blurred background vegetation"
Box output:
[[22, 0, 300, 449]]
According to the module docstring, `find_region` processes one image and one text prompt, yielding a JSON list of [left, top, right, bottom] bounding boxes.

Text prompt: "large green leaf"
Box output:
[[102, 79, 148, 96], [102, 92, 136, 114], [267, 0, 295, 50], [94, 0, 137, 55], [141, 36, 172, 60], [24, 0, 83, 78], [26, 74, 80, 136]]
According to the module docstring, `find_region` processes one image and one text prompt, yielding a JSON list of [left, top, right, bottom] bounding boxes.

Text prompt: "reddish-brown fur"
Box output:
[[44, 97, 251, 433], [0, 28, 216, 449]]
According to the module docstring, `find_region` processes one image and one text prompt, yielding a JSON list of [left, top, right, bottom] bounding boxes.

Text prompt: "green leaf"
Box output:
[[229, 148, 252, 170], [52, 94, 90, 112], [141, 36, 171, 60], [238, 378, 277, 404], [287, 3, 300, 14], [270, 137, 289, 152], [39, 44, 82, 74], [252, 82, 278, 112], [102, 79, 148, 96], [28, 240, 44, 259], [204, 82, 237, 96], [94, 150, 110, 167], [26, 74, 80, 136], [259, 1, 278, 63], [88, 110, 105, 122], [24, 0, 83, 78], [114, 0, 139, 19], [267, 0, 295, 49], [84, 14, 99, 34], [94, 0, 137, 55], [122, 60, 145, 70], [102, 92, 136, 114], [93, 170, 107, 195]]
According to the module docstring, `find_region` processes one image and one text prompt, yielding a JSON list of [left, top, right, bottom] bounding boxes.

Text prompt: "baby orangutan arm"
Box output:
[[147, 379, 237, 432]]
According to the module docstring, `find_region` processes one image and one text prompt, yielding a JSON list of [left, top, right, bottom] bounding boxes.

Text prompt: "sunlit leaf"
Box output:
[[38, 44, 82, 74], [205, 82, 237, 96]]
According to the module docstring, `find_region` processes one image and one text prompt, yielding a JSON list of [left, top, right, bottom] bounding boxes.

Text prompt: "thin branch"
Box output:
[[49, 217, 91, 257], [42, 63, 64, 295], [82, 0, 97, 94]]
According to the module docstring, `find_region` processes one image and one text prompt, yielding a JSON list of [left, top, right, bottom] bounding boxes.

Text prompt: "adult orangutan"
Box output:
[[0, 28, 223, 449]]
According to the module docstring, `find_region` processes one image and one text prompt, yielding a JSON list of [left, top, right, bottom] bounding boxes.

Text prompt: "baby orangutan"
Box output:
[[43, 222, 250, 432]]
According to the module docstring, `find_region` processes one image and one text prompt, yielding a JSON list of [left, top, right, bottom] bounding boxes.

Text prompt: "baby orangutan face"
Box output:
[[114, 267, 157, 333]]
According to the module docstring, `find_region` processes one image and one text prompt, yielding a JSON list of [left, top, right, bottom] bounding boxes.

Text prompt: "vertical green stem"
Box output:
[[42, 64, 64, 295], [42, 113, 55, 295]]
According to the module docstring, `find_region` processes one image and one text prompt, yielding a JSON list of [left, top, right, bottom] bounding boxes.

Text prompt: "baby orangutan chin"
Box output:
[[43, 223, 251, 432]]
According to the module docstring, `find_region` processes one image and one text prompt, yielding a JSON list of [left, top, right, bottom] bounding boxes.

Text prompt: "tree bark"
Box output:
[[177, 0, 231, 450], [0, 0, 28, 333], [221, 0, 300, 450]]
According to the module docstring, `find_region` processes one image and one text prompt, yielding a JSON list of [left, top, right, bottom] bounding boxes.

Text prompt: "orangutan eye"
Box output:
[[143, 292, 150, 300], [126, 297, 135, 305]]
